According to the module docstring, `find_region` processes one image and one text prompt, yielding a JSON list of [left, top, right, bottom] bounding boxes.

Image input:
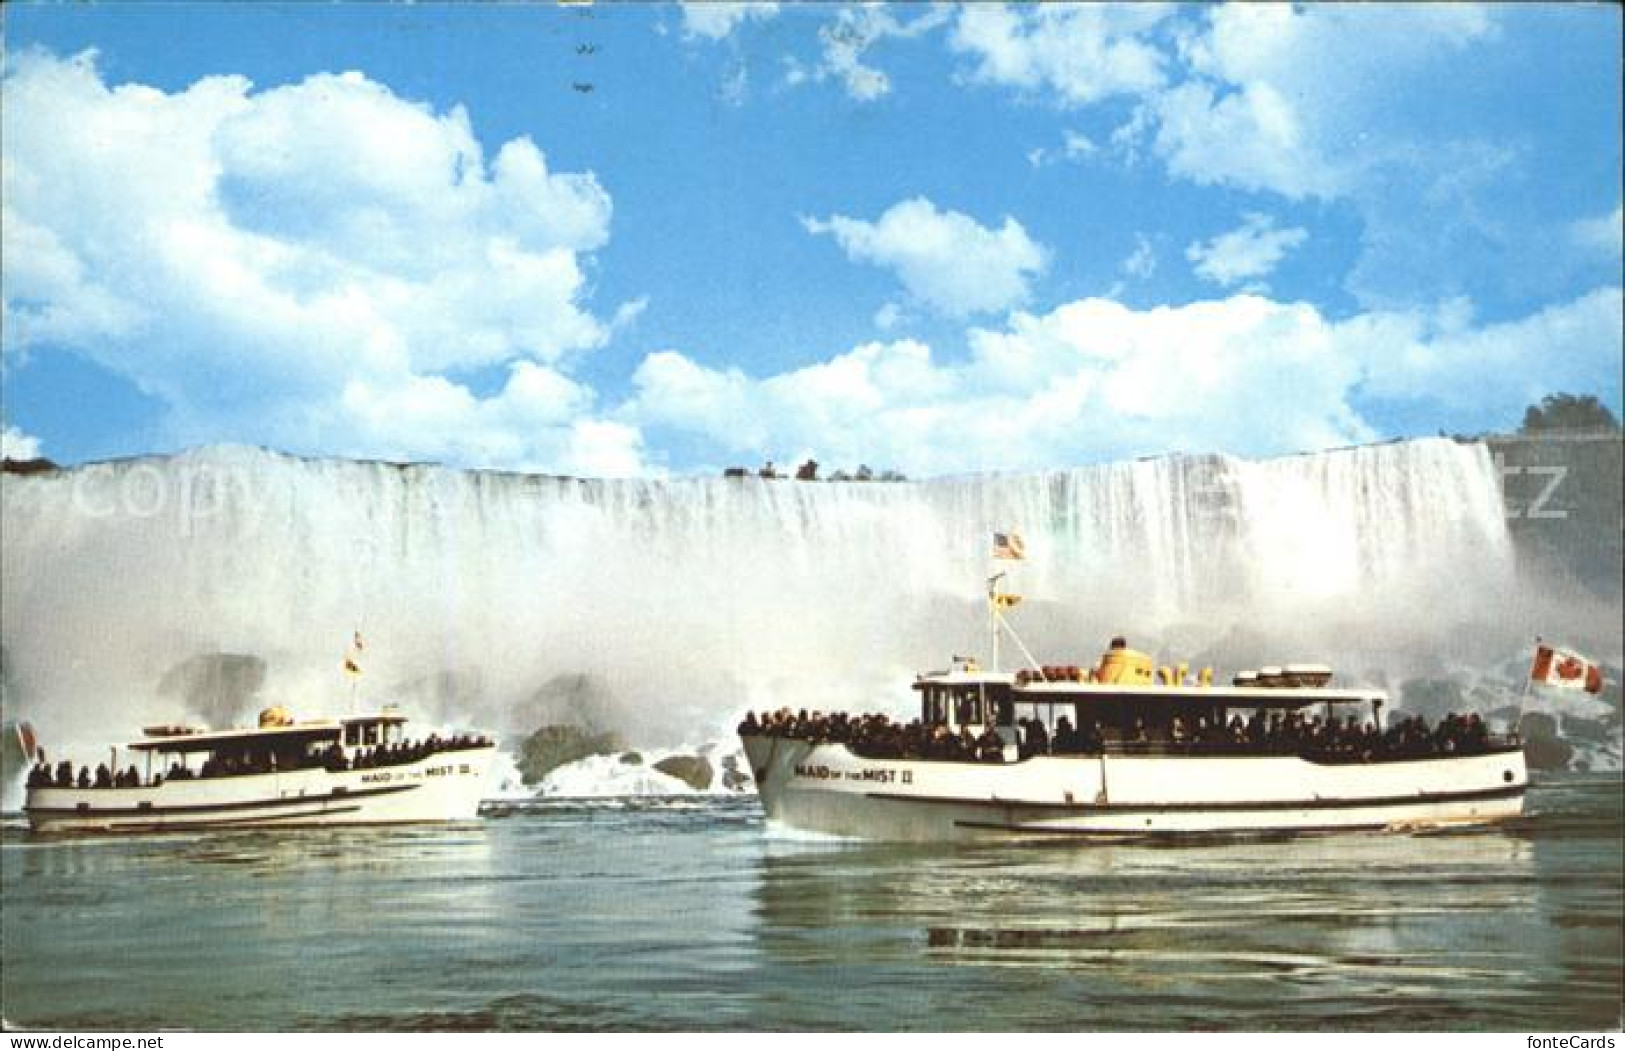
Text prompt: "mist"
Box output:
[[1, 439, 1614, 761]]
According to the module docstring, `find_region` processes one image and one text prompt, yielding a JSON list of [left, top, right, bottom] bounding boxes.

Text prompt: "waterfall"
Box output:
[[0, 439, 1524, 754]]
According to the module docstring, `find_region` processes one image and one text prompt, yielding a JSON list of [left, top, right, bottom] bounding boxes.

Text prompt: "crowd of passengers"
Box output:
[[24, 733, 491, 790], [737, 707, 1498, 763]]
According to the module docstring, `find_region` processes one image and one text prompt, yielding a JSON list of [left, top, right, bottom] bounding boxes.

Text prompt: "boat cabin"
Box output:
[[914, 644, 1385, 752], [126, 709, 410, 781]]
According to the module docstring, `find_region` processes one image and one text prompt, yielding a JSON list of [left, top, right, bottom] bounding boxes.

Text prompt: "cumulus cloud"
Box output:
[[803, 197, 1047, 317], [951, 4, 1534, 308], [950, 3, 1173, 106], [680, 2, 779, 41], [627, 287, 1622, 476], [1, 50, 638, 473], [1, 424, 44, 461], [1345, 286, 1623, 425], [1186, 213, 1307, 288], [1142, 3, 1497, 200]]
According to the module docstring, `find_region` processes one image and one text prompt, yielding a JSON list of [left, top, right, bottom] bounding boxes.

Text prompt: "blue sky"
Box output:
[[2, 2, 1620, 476]]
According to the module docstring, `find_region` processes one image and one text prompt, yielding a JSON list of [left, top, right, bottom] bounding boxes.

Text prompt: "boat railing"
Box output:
[[816, 734, 1522, 764], [26, 734, 495, 792], [1109, 736, 1522, 762]]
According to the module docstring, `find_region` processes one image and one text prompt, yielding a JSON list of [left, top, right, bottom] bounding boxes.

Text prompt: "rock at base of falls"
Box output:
[[652, 754, 713, 790]]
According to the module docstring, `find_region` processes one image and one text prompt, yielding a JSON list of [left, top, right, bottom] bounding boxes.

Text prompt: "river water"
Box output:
[[2, 777, 1619, 1032]]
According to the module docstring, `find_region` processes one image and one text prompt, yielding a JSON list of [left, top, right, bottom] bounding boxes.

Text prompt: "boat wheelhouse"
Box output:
[[742, 610, 1527, 841], [23, 706, 497, 833]]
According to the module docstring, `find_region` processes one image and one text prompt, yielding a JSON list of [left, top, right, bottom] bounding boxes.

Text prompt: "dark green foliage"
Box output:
[[1520, 393, 1620, 434]]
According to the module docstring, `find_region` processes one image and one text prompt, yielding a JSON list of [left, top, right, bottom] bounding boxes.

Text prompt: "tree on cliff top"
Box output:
[[1519, 393, 1620, 434]]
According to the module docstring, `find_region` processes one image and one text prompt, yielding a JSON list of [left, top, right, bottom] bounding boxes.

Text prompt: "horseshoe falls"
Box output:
[[0, 437, 1546, 756]]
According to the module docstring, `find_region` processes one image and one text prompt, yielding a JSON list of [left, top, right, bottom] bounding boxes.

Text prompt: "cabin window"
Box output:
[[921, 688, 946, 725]]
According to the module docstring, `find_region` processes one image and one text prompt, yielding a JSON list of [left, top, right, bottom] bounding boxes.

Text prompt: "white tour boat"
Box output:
[[741, 587, 1527, 841], [23, 706, 497, 832]]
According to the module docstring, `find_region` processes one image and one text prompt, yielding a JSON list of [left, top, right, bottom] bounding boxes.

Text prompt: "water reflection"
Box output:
[[2, 783, 1618, 1031], [744, 826, 1580, 1029]]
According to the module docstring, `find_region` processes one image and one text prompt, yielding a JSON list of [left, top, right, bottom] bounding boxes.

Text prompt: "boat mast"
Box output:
[[986, 572, 1047, 679], [988, 572, 1004, 671]]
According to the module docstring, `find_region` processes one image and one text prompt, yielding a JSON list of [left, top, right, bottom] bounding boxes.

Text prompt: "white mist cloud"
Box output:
[[803, 197, 1047, 317], [1187, 213, 1307, 288], [1, 50, 638, 473]]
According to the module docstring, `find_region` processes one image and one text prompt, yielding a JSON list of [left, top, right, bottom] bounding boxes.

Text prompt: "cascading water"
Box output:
[[0, 438, 1541, 762]]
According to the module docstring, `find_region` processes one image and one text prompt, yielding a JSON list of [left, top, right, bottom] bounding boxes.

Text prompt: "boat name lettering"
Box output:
[[793, 764, 910, 785], [360, 764, 459, 785]]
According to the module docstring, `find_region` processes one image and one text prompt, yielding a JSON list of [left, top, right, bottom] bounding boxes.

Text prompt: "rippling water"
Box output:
[[2, 778, 1620, 1031]]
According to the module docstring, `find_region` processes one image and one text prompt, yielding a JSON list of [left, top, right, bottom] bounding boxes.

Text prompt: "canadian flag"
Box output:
[[1530, 644, 1604, 694]]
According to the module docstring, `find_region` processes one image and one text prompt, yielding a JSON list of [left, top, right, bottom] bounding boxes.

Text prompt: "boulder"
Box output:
[[720, 754, 751, 791], [1519, 712, 1574, 771], [653, 754, 713, 790], [516, 725, 624, 785]]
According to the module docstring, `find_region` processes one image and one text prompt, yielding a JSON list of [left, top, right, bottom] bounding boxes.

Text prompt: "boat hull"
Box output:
[[24, 747, 498, 833], [742, 736, 1527, 841]]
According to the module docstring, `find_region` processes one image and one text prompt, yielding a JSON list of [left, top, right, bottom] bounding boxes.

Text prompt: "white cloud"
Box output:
[[1, 51, 637, 473], [950, 4, 1173, 106], [680, 2, 779, 41], [625, 351, 769, 453], [1344, 286, 1623, 423], [1147, 79, 1337, 199], [1186, 213, 1307, 288], [1141, 4, 1497, 200], [1027, 129, 1098, 168], [1120, 234, 1156, 280], [334, 361, 646, 476], [1570, 204, 1623, 260], [874, 302, 907, 330], [1, 424, 44, 461], [628, 287, 1622, 476], [787, 5, 953, 101], [803, 197, 1046, 317], [1063, 130, 1098, 159], [950, 4, 1501, 214]]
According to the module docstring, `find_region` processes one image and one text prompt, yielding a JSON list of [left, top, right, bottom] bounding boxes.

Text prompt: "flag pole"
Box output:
[[1515, 635, 1540, 737], [987, 572, 1004, 672]]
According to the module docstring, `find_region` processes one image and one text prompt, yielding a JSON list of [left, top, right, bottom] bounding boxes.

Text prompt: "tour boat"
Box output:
[[740, 588, 1527, 841], [23, 706, 497, 832]]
